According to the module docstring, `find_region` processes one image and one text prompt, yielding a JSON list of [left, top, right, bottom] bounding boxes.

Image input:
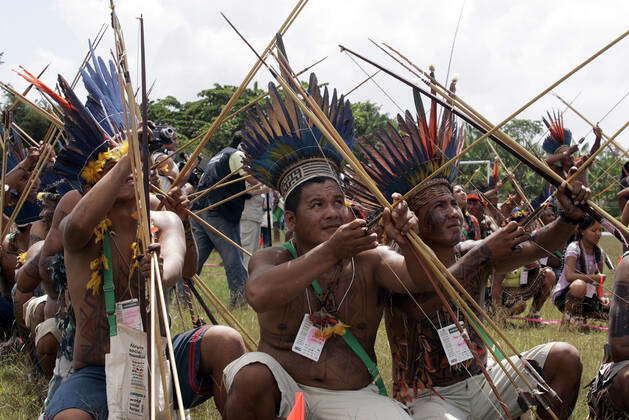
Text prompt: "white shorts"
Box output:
[[224, 352, 411, 420], [408, 342, 555, 419]]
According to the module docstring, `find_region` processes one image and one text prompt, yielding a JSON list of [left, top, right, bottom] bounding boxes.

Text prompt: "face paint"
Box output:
[[410, 182, 462, 248]]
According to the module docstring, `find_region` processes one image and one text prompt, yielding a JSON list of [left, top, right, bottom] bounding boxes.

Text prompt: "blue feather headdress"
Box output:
[[19, 45, 126, 193], [241, 72, 355, 198], [347, 85, 464, 213], [542, 110, 572, 154]]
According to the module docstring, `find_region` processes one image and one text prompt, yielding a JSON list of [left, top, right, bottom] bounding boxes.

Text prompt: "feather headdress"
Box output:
[[347, 84, 464, 213], [542, 110, 572, 154], [241, 72, 355, 198], [18, 46, 126, 192]]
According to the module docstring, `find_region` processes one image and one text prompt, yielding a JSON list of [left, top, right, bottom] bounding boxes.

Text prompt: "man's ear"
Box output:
[[284, 210, 296, 232]]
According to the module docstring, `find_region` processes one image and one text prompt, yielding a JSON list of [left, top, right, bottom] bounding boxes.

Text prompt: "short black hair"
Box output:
[[285, 177, 334, 213], [230, 130, 243, 149]]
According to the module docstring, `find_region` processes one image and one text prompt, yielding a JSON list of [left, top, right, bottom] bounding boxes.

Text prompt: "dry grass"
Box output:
[[0, 237, 621, 420]]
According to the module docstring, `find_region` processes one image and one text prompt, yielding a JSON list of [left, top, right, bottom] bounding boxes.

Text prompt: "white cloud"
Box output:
[[0, 0, 626, 151]]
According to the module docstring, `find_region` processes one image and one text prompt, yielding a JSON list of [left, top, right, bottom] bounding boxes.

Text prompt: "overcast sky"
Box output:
[[1, 0, 627, 149]]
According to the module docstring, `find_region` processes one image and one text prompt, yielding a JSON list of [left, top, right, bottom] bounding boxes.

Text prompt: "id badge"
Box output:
[[292, 314, 326, 362], [437, 322, 473, 366], [519, 269, 529, 285], [115, 299, 143, 332]]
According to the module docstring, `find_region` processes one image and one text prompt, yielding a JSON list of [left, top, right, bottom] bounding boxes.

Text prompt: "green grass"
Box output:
[[0, 238, 622, 419]]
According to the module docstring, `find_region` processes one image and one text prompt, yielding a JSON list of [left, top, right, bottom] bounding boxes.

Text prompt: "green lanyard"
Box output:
[[282, 241, 388, 396], [103, 230, 117, 337]]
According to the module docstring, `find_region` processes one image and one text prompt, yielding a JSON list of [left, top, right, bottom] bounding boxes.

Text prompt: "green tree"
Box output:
[[350, 101, 392, 138], [148, 82, 394, 158], [148, 83, 267, 156]]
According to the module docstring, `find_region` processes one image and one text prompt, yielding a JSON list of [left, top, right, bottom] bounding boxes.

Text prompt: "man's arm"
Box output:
[[153, 211, 186, 289], [14, 247, 43, 338], [609, 255, 629, 362], [155, 187, 197, 278], [4, 146, 41, 193], [62, 155, 131, 250], [622, 200, 629, 227], [493, 181, 590, 273], [545, 145, 578, 166], [246, 219, 377, 313]]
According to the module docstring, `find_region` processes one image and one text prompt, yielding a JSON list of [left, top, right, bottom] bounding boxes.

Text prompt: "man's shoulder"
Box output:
[[252, 245, 291, 264]]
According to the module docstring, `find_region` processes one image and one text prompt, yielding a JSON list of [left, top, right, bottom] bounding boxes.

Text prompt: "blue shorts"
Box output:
[[173, 324, 214, 409], [44, 365, 107, 419], [45, 326, 213, 418]]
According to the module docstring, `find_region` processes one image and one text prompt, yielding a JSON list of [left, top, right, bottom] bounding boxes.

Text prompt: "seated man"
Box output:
[[587, 250, 629, 418], [492, 261, 556, 319], [491, 209, 557, 320], [25, 58, 246, 419], [352, 90, 586, 419], [47, 151, 245, 420]]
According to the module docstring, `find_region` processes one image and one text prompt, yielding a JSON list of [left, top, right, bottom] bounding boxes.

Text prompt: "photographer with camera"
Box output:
[[191, 131, 258, 308]]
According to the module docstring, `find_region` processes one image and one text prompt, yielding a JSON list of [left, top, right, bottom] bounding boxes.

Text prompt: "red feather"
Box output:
[[17, 66, 74, 113]]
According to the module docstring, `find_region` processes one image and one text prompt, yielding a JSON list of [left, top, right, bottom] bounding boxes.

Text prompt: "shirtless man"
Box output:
[[587, 250, 629, 418], [384, 180, 588, 419], [45, 153, 245, 419], [346, 95, 587, 419]]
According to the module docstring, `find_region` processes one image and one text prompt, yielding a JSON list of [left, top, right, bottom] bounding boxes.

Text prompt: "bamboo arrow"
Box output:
[[340, 39, 629, 237]]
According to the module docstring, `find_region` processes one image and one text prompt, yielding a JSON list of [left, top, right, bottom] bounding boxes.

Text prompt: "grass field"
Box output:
[[0, 235, 622, 419]]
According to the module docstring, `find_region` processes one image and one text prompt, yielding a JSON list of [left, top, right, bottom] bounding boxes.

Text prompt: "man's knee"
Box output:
[[546, 342, 583, 379], [199, 326, 246, 378], [52, 408, 94, 420], [229, 363, 279, 400], [610, 366, 629, 411], [36, 332, 59, 356], [202, 326, 246, 359]]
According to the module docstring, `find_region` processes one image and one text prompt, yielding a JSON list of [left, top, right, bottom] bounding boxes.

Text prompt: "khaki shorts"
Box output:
[[224, 352, 411, 420], [408, 342, 555, 419], [23, 295, 47, 329]]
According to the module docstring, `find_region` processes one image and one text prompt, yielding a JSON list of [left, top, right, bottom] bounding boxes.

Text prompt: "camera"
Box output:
[[149, 125, 176, 151]]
